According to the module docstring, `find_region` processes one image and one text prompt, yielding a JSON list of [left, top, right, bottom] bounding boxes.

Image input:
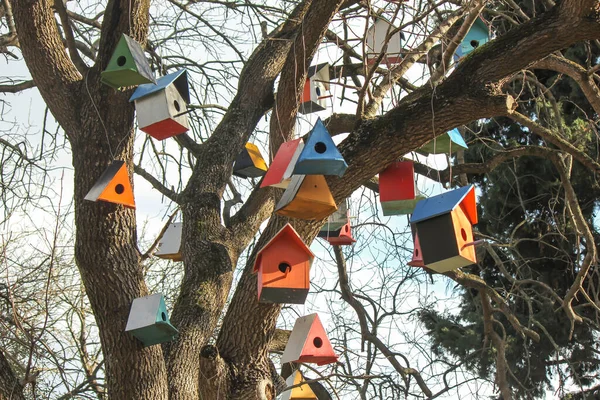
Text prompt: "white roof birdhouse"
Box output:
[[125, 293, 179, 347]]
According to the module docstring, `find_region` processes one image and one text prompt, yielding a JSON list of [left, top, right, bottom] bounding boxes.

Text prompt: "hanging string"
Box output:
[[85, 69, 115, 160]]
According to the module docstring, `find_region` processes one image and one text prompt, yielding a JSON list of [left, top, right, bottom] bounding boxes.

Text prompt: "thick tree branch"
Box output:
[[0, 349, 24, 400], [133, 164, 179, 203], [55, 0, 88, 73]]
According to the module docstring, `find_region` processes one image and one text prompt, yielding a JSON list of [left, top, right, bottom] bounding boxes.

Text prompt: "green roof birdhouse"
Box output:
[[101, 34, 156, 89]]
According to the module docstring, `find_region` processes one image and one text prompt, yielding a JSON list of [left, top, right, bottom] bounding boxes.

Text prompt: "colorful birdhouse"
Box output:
[[418, 128, 468, 155], [129, 69, 190, 140], [299, 63, 330, 114], [84, 160, 135, 209], [253, 224, 314, 304], [407, 228, 425, 268], [293, 119, 348, 177], [155, 222, 183, 261], [281, 313, 338, 366], [233, 142, 268, 178], [323, 221, 356, 246], [280, 371, 317, 400], [379, 161, 424, 215], [366, 17, 404, 65], [125, 293, 179, 347], [275, 175, 337, 220], [410, 185, 478, 272], [319, 200, 349, 234], [455, 17, 490, 60], [101, 34, 156, 89], [261, 138, 305, 189]]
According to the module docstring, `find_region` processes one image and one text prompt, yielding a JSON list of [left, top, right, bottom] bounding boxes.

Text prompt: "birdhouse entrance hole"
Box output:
[[314, 142, 327, 154], [470, 40, 479, 48], [161, 312, 167, 321], [313, 337, 323, 348], [278, 262, 291, 274], [461, 228, 467, 241], [316, 86, 321, 96], [115, 184, 125, 194], [415, 248, 419, 256], [117, 56, 127, 67], [174, 100, 181, 112]]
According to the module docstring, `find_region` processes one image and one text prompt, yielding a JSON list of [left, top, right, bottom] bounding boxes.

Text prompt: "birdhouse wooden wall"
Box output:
[[281, 313, 338, 366], [366, 18, 403, 65], [280, 371, 317, 400], [125, 293, 179, 347], [253, 224, 314, 304], [84, 160, 136, 209], [134, 84, 189, 140], [455, 18, 489, 59], [275, 175, 337, 220], [261, 139, 305, 189], [155, 222, 183, 261], [379, 161, 422, 215], [300, 63, 330, 114], [418, 128, 468, 155], [101, 34, 155, 89], [293, 119, 348, 177], [233, 142, 268, 178]]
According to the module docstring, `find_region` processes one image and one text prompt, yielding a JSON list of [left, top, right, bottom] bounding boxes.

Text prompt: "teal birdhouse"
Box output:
[[418, 128, 468, 155], [101, 34, 156, 89], [293, 118, 348, 177], [455, 18, 489, 60], [125, 293, 178, 347]]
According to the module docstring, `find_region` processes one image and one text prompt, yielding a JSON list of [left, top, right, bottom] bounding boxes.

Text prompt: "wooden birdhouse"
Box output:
[[323, 221, 356, 246], [280, 371, 317, 400], [155, 222, 182, 261], [379, 161, 424, 215], [125, 293, 178, 347], [281, 313, 338, 366], [293, 118, 348, 177], [299, 63, 330, 114], [319, 200, 348, 235], [366, 17, 404, 65], [253, 224, 314, 304], [418, 128, 468, 155], [260, 138, 304, 189], [408, 228, 425, 268], [84, 160, 135, 209], [129, 69, 190, 140], [233, 142, 268, 178], [275, 175, 337, 220], [455, 17, 490, 60], [410, 185, 478, 272], [101, 34, 156, 89]]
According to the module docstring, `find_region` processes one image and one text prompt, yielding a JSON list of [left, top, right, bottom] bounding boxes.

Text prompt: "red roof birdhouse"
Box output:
[[410, 185, 478, 272], [407, 228, 425, 268], [261, 138, 304, 189], [299, 63, 330, 114], [253, 224, 314, 304], [324, 221, 356, 246], [281, 313, 338, 366], [379, 161, 423, 215], [275, 175, 337, 220], [84, 160, 135, 209]]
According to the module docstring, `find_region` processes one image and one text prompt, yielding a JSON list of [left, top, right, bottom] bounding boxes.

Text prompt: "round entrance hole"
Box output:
[[313, 337, 323, 348], [315, 86, 321, 96], [461, 228, 467, 241], [278, 262, 291, 274], [115, 184, 125, 194], [314, 142, 327, 154], [117, 56, 127, 67], [161, 312, 167, 321], [344, 225, 349, 232], [470, 40, 480, 49], [174, 100, 181, 112]]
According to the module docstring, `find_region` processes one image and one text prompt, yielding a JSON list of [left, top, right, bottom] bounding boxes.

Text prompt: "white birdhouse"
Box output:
[[155, 222, 183, 261], [299, 63, 330, 114], [125, 293, 179, 347], [366, 18, 404, 65]]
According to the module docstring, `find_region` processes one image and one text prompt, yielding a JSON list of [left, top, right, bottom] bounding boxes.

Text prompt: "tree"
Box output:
[[1, 0, 600, 399]]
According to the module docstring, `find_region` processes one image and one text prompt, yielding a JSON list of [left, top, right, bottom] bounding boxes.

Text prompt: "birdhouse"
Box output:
[[455, 17, 490, 60], [410, 185, 478, 272], [319, 200, 348, 234], [253, 224, 314, 304], [281, 313, 338, 366], [418, 128, 468, 155], [379, 161, 424, 215], [323, 221, 356, 246], [293, 119, 348, 177], [84, 160, 135, 209], [260, 138, 305, 189], [155, 222, 183, 261], [125, 293, 179, 347], [299, 63, 330, 114], [407, 228, 425, 268], [233, 142, 268, 178], [129, 69, 190, 140], [366, 17, 404, 65], [275, 175, 337, 220], [280, 371, 317, 400], [101, 34, 156, 89]]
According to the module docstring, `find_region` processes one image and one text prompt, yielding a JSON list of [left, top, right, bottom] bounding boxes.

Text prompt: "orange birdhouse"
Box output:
[[280, 371, 317, 400], [261, 138, 304, 189], [84, 160, 135, 209], [275, 175, 337, 220], [253, 224, 314, 304], [281, 313, 338, 366], [379, 161, 424, 215], [407, 229, 425, 268], [410, 185, 478, 272]]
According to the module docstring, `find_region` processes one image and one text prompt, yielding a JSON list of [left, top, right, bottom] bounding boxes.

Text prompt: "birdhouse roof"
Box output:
[[130, 69, 190, 103], [473, 16, 490, 34], [411, 185, 478, 225], [253, 224, 314, 273], [307, 63, 328, 79]]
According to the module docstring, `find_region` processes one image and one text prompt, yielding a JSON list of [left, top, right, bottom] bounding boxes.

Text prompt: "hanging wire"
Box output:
[[85, 70, 115, 160]]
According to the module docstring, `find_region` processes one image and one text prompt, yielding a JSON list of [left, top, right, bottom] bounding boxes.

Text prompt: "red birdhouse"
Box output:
[[408, 230, 425, 268], [281, 313, 338, 366], [322, 221, 356, 246], [379, 161, 423, 215], [261, 138, 304, 189], [253, 224, 314, 304]]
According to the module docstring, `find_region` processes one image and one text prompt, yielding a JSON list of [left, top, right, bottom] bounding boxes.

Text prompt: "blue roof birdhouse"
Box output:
[[101, 34, 156, 89], [455, 17, 489, 60], [293, 119, 348, 177], [125, 293, 178, 347], [410, 185, 478, 272], [418, 128, 468, 155], [129, 69, 190, 140]]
